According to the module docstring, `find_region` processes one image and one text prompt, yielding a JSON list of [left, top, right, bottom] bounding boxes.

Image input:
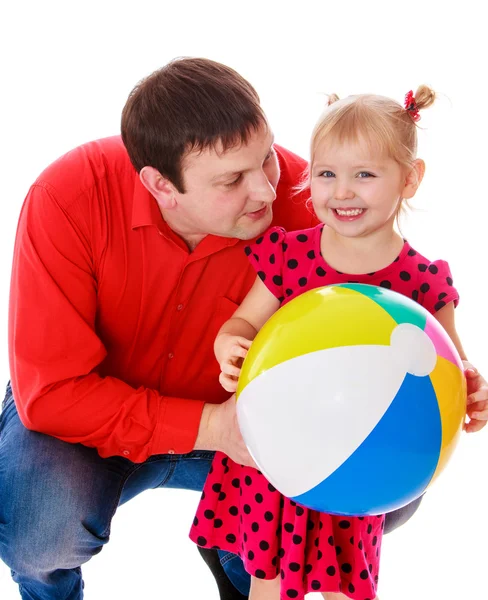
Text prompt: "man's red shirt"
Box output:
[[9, 136, 316, 461]]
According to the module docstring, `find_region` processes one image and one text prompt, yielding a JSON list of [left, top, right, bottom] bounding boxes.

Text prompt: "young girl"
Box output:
[[190, 86, 467, 600]]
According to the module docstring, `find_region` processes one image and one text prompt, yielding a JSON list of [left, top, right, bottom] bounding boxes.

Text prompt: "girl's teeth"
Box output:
[[336, 208, 364, 216]]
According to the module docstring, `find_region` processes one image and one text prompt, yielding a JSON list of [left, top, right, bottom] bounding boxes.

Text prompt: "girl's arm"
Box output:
[[435, 302, 488, 433], [215, 276, 281, 391]]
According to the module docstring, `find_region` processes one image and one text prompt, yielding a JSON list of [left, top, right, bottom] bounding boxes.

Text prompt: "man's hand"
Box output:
[[464, 362, 488, 433], [215, 334, 252, 392], [194, 395, 257, 468]]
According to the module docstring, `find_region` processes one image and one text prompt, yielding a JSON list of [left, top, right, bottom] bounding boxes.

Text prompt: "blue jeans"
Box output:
[[0, 382, 248, 599]]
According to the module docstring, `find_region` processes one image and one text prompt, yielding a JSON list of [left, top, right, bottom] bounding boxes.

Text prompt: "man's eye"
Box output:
[[225, 174, 242, 187]]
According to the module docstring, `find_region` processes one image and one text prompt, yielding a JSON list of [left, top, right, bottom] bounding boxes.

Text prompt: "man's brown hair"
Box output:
[[121, 57, 267, 192]]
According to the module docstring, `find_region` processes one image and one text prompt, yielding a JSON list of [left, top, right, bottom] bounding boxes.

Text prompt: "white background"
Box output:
[[1, 1, 487, 599]]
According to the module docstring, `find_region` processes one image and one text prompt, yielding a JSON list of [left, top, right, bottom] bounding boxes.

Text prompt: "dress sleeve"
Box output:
[[419, 259, 459, 314], [244, 226, 286, 301]]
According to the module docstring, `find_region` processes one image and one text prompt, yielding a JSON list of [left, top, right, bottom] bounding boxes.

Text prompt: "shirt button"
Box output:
[[122, 450, 130, 456], [176, 304, 184, 311], [168, 352, 174, 359], [168, 449, 175, 455]]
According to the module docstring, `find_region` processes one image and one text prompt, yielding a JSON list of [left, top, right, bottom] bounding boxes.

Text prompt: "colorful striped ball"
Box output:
[[236, 283, 466, 516]]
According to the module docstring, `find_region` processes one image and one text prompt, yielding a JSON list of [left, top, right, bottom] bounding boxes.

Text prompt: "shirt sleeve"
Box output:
[[9, 183, 204, 462], [244, 226, 286, 301], [419, 259, 460, 315]]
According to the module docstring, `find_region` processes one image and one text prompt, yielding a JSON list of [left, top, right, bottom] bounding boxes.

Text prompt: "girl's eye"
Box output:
[[225, 174, 242, 187], [358, 171, 374, 178], [320, 171, 335, 178]]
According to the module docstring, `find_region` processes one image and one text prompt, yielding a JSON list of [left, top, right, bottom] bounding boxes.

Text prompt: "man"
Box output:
[[1, 57, 486, 600]]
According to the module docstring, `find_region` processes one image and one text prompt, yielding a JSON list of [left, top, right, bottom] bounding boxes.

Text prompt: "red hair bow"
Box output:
[[404, 90, 420, 122]]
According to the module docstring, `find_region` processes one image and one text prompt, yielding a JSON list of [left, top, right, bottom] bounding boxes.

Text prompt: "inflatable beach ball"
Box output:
[[236, 283, 466, 516]]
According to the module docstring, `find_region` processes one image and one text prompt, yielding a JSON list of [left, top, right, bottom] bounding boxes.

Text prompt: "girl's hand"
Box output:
[[464, 362, 488, 433], [216, 334, 252, 392]]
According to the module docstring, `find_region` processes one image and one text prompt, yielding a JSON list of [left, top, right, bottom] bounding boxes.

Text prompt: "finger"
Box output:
[[464, 367, 479, 378], [219, 372, 238, 392], [231, 345, 249, 359], [464, 419, 487, 433], [467, 391, 488, 405], [221, 362, 241, 377], [468, 409, 488, 421], [235, 337, 253, 349]]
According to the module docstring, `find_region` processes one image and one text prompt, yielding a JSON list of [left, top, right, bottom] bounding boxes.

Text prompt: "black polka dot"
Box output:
[[212, 483, 221, 493], [197, 536, 207, 546], [264, 511, 274, 521], [272, 275, 282, 286], [317, 550, 323, 560], [259, 540, 269, 551], [418, 263, 428, 272], [253, 493, 263, 503], [284, 523, 294, 533], [305, 564, 313, 575], [243, 533, 248, 542], [193, 516, 199, 526], [245, 476, 252, 486], [327, 536, 334, 546], [280, 569, 285, 579], [339, 520, 351, 529], [367, 524, 373, 534], [428, 264, 439, 274], [285, 288, 293, 296], [369, 563, 373, 572], [255, 569, 266, 579], [201, 491, 205, 500], [360, 569, 369, 579], [226, 534, 236, 543], [307, 519, 314, 530], [231, 478, 240, 488], [314, 537, 320, 547], [358, 541, 363, 550], [251, 522, 259, 532], [348, 583, 355, 593], [295, 506, 304, 516], [286, 590, 298, 598], [269, 231, 280, 243], [311, 580, 321, 590], [326, 566, 336, 576], [253, 254, 259, 262], [272, 556, 278, 566], [316, 266, 326, 276], [446, 276, 453, 286], [372, 536, 378, 546], [438, 292, 447, 300], [214, 519, 223, 528], [292, 534, 303, 545], [435, 300, 446, 311], [257, 271, 266, 281], [243, 504, 251, 514], [287, 259, 298, 269], [218, 492, 226, 501], [204, 510, 215, 519], [278, 548, 285, 558], [307, 250, 316, 259], [269, 253, 275, 264], [400, 271, 411, 281], [289, 562, 300, 572], [282, 242, 288, 251], [297, 234, 309, 242], [408, 248, 417, 256], [244, 246, 252, 256], [248, 550, 255, 560], [349, 536, 354, 545], [229, 506, 238, 516], [341, 563, 352, 573], [420, 282, 430, 293], [412, 290, 419, 301], [380, 280, 391, 289], [255, 236, 264, 244], [298, 277, 308, 287], [335, 546, 342, 556]]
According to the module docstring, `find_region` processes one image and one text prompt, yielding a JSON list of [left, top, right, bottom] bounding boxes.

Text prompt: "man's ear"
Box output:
[[139, 166, 177, 209], [403, 159, 425, 200]]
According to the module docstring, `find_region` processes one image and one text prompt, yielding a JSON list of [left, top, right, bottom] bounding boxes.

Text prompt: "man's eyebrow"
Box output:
[[211, 138, 275, 182]]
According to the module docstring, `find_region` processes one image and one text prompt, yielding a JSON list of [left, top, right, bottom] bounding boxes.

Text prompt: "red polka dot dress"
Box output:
[[190, 224, 459, 600]]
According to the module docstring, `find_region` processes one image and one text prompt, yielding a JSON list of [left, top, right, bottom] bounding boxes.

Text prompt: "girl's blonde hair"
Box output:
[[311, 85, 436, 171]]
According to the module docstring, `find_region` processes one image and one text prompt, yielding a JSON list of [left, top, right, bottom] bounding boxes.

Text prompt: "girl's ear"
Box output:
[[403, 159, 425, 200]]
